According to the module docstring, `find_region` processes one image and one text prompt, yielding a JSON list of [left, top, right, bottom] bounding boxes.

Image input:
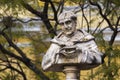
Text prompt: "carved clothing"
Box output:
[[42, 30, 103, 71]]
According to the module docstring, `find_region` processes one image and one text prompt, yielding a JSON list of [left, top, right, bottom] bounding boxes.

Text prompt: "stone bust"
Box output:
[[42, 11, 104, 71]]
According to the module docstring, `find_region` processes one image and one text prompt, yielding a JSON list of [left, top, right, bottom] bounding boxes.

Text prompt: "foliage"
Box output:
[[0, 0, 24, 17], [78, 0, 120, 79], [0, 0, 120, 80]]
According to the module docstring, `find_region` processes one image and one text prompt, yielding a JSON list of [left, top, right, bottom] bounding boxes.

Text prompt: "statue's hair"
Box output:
[[58, 11, 77, 22]]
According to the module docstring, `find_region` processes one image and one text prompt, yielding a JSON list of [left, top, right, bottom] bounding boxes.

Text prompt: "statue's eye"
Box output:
[[65, 20, 71, 24], [59, 22, 64, 25]]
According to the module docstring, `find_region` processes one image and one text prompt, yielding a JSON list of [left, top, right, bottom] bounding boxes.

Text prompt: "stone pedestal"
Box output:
[[63, 66, 80, 80], [41, 32, 103, 80]]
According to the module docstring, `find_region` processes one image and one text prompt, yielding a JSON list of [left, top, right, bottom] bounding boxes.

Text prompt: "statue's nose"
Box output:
[[64, 23, 68, 29]]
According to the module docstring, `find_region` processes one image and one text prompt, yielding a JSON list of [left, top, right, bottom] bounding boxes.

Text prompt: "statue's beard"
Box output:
[[63, 29, 75, 36]]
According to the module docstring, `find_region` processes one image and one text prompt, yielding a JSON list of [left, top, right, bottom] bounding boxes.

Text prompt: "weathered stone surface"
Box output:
[[41, 11, 104, 72]]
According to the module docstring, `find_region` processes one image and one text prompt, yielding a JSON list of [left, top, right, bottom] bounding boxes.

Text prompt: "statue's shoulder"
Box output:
[[51, 32, 63, 40], [77, 29, 95, 41], [50, 32, 64, 44], [56, 31, 64, 38]]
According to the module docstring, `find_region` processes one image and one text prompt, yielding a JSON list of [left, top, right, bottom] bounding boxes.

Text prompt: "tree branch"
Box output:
[[79, 4, 90, 32], [0, 43, 50, 80], [88, 0, 115, 31], [14, 18, 41, 23], [0, 31, 49, 80], [115, 16, 120, 30], [0, 31, 30, 62], [21, 0, 57, 37], [21, 0, 44, 18], [7, 65, 27, 80]]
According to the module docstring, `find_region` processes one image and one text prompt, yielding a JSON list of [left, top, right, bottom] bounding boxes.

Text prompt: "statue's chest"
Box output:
[[59, 33, 85, 42]]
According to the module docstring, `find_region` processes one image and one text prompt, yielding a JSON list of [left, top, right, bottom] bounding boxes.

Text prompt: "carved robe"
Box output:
[[42, 30, 103, 71]]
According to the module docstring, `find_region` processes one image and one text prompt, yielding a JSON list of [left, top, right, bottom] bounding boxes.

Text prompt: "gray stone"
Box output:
[[41, 11, 104, 72]]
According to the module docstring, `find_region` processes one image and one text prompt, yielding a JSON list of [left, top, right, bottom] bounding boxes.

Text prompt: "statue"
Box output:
[[42, 11, 104, 72]]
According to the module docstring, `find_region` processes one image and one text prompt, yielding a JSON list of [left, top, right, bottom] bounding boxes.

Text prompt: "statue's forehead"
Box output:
[[59, 18, 71, 23], [58, 11, 76, 23]]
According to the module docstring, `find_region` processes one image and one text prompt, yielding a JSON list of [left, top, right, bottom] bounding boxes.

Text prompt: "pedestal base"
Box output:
[[63, 66, 80, 80]]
